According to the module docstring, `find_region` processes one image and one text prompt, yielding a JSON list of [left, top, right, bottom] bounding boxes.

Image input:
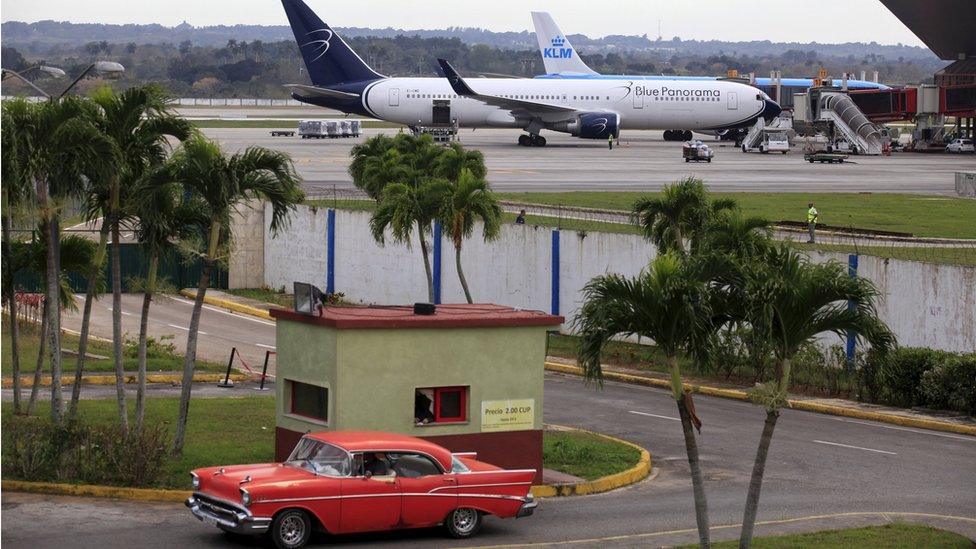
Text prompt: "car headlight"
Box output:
[[240, 489, 251, 507], [190, 473, 200, 489]]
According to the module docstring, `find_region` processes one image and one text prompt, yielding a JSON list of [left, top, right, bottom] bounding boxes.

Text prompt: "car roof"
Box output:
[[306, 431, 454, 469]]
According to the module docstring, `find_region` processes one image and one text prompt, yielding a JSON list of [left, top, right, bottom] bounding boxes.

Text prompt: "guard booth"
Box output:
[[269, 297, 562, 483]]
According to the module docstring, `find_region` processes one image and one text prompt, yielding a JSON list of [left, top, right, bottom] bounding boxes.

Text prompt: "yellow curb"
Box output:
[[179, 289, 275, 320], [531, 425, 651, 498], [1, 480, 190, 503], [2, 373, 248, 389], [545, 362, 976, 437]]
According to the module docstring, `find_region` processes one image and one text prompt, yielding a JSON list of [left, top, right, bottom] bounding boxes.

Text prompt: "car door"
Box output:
[[391, 453, 458, 527], [338, 453, 400, 533]]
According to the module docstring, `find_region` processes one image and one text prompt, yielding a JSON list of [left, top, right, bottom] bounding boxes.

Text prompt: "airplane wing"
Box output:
[[530, 12, 597, 76], [437, 59, 576, 117], [283, 84, 359, 99]]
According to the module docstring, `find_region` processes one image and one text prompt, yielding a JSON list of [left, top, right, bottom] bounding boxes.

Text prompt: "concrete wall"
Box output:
[[252, 204, 976, 353], [228, 200, 266, 289]]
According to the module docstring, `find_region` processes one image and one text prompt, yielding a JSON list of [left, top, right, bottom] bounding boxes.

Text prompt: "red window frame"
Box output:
[[432, 386, 467, 423], [289, 380, 328, 422]]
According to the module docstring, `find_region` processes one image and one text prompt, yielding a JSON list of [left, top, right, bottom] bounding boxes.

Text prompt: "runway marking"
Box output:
[[169, 296, 276, 326], [812, 440, 897, 455], [167, 324, 189, 332], [255, 344, 276, 350], [462, 512, 976, 548], [628, 410, 680, 422], [828, 416, 976, 442]]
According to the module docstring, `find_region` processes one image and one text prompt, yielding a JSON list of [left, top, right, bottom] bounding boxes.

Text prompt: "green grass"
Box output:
[[192, 119, 404, 129], [1, 320, 225, 377], [0, 396, 275, 489], [496, 192, 976, 240], [305, 198, 377, 212], [684, 523, 974, 548], [224, 288, 293, 308], [542, 430, 641, 481]]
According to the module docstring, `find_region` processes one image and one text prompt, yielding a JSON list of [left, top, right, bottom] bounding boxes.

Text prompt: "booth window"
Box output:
[[415, 386, 468, 425], [290, 380, 328, 422]]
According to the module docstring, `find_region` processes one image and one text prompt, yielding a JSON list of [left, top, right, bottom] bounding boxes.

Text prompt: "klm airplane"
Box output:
[[281, 0, 780, 147], [531, 12, 889, 140]]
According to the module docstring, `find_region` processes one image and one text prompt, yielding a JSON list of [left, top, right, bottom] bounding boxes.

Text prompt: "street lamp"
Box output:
[[0, 64, 66, 99], [57, 61, 126, 100]]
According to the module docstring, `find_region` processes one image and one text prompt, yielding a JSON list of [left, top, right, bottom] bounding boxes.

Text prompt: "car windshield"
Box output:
[[286, 438, 351, 477]]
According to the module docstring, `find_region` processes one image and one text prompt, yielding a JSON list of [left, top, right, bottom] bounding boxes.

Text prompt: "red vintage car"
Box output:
[[186, 431, 538, 548]]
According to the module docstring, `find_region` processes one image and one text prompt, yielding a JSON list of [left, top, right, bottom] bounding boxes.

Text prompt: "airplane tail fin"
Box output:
[[281, 0, 383, 86], [530, 12, 597, 76]]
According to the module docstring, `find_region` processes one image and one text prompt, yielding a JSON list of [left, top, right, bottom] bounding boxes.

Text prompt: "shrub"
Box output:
[[873, 347, 950, 408], [123, 334, 178, 359], [920, 354, 976, 416], [2, 417, 169, 487]]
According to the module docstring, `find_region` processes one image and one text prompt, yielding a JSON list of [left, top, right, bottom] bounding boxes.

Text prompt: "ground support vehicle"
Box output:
[[270, 130, 295, 137], [946, 138, 975, 153], [683, 141, 714, 162], [804, 152, 849, 163], [187, 431, 537, 548]]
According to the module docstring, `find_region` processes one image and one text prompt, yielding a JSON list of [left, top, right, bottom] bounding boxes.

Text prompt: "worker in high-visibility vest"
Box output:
[[807, 202, 819, 243]]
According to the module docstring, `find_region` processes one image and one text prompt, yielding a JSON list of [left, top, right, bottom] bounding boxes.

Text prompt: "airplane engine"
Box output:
[[553, 112, 620, 139]]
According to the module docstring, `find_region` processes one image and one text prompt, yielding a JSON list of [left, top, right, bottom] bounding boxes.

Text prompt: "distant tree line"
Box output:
[[1, 33, 944, 99]]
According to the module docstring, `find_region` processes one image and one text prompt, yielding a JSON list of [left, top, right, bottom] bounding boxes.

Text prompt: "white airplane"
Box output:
[[282, 0, 781, 147]]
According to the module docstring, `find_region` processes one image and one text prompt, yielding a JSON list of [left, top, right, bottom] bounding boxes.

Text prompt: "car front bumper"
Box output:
[[516, 494, 538, 518], [186, 494, 271, 535]]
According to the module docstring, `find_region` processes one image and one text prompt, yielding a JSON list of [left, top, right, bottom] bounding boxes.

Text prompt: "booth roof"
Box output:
[[269, 303, 564, 330]]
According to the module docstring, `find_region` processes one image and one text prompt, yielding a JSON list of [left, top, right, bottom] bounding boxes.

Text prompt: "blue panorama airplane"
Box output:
[[281, 0, 781, 147], [530, 11, 889, 140]]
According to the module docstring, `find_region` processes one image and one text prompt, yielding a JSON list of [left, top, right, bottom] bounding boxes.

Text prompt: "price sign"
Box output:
[[481, 399, 535, 432]]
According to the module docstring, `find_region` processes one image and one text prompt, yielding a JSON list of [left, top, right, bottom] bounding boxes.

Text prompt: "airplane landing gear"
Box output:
[[664, 129, 693, 141], [518, 134, 546, 147]]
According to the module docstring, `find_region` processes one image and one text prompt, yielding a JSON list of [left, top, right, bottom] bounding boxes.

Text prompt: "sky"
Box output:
[[0, 0, 926, 47]]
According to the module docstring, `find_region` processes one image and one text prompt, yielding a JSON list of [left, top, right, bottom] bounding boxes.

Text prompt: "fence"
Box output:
[[243, 203, 976, 354], [6, 240, 228, 294]]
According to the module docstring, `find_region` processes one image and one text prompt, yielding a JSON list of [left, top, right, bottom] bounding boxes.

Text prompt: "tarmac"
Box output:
[[200, 127, 976, 195]]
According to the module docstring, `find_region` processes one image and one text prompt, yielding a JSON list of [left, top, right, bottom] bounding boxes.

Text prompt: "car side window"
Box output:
[[389, 453, 442, 478]]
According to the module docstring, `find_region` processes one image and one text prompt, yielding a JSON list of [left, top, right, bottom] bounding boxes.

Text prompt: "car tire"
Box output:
[[271, 509, 312, 549], [445, 508, 483, 539]]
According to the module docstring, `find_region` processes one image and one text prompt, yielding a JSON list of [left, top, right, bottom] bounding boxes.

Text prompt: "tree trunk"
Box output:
[[27, 306, 49, 416], [110, 210, 129, 434], [2, 208, 23, 414], [44, 204, 64, 423], [738, 410, 780, 548], [418, 221, 434, 303], [455, 246, 473, 304], [171, 259, 213, 456], [134, 254, 158, 434], [68, 224, 110, 419], [677, 392, 711, 548]]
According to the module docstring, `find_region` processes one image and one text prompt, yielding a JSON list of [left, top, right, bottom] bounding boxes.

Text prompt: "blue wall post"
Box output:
[[326, 209, 336, 295], [846, 253, 859, 364], [551, 230, 560, 315], [432, 221, 442, 304]]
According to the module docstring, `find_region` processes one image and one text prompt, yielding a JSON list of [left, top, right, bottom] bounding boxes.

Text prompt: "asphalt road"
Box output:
[[2, 376, 974, 546], [201, 127, 976, 196], [61, 292, 278, 373]]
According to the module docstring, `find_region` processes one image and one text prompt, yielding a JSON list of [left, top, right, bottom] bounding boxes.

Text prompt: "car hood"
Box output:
[[195, 463, 314, 502]]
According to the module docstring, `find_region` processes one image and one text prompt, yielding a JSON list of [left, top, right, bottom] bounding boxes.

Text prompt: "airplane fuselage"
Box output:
[[297, 77, 771, 134]]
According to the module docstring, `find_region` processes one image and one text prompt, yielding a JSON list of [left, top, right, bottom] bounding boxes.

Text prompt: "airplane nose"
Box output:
[[762, 99, 782, 120]]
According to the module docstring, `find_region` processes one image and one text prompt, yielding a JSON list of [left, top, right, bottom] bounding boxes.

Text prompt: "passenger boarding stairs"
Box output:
[[741, 115, 792, 150], [817, 92, 884, 155]]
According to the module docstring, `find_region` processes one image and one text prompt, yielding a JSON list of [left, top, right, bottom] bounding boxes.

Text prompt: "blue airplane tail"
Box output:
[[281, 0, 383, 86]]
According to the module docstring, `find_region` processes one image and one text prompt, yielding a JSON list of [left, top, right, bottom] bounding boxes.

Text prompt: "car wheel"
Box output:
[[445, 508, 483, 539], [271, 509, 312, 549]]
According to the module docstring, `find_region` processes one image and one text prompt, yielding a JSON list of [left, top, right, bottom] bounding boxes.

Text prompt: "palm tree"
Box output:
[[349, 134, 396, 196], [736, 246, 895, 547], [1, 97, 113, 423], [78, 85, 194, 431], [359, 148, 411, 200], [439, 169, 501, 303], [140, 137, 303, 455], [574, 254, 714, 547], [13, 232, 98, 415], [370, 178, 452, 303], [129, 179, 206, 434], [632, 177, 737, 256], [0, 98, 35, 415], [433, 142, 486, 182], [700, 212, 772, 258]]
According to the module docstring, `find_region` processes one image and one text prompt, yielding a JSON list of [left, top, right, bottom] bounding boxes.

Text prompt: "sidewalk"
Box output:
[[545, 357, 976, 434]]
